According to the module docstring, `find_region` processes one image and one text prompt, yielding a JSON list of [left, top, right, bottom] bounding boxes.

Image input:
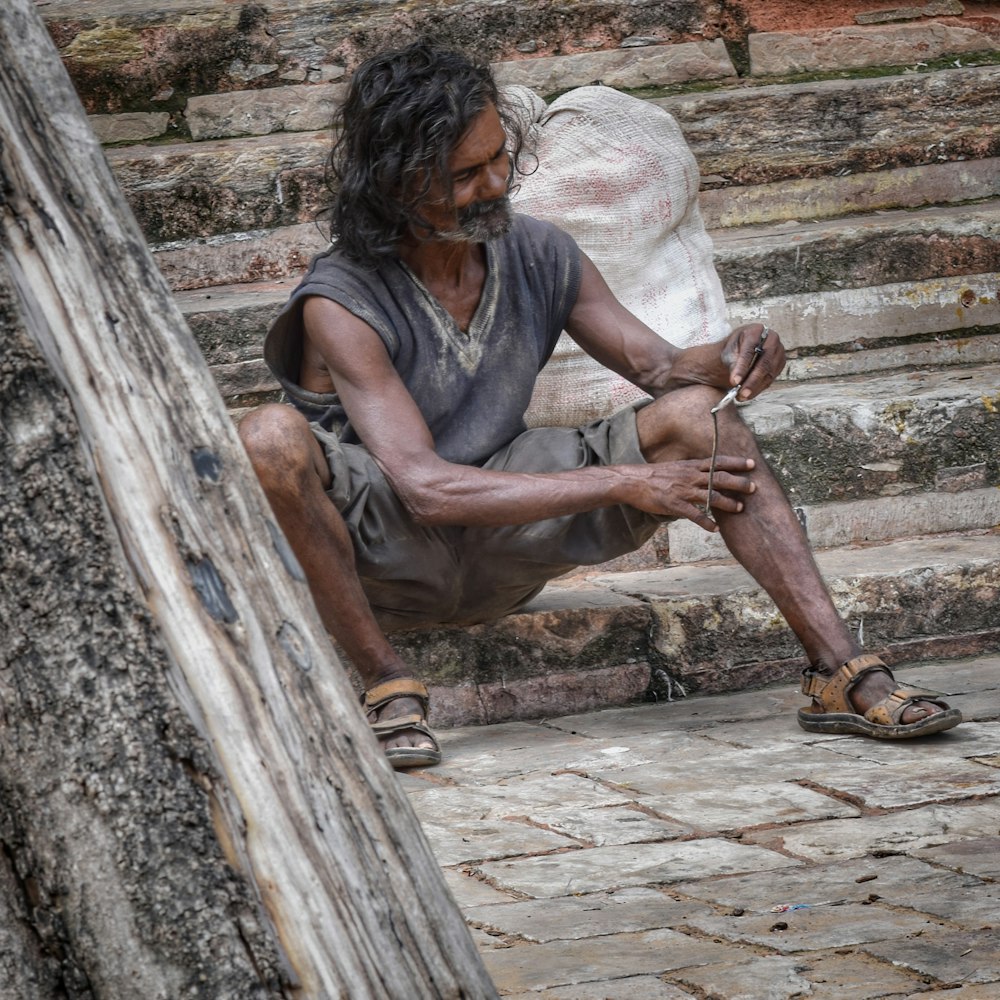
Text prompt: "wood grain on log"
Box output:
[[0, 1, 494, 996]]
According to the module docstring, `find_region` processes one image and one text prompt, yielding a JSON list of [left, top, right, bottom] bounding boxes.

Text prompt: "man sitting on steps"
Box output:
[[239, 40, 962, 769]]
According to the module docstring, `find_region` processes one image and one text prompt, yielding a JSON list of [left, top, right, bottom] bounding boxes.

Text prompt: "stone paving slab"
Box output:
[[801, 757, 1000, 809], [504, 977, 692, 1000], [463, 887, 709, 943], [675, 950, 928, 999], [441, 867, 519, 909], [633, 781, 859, 832], [479, 928, 746, 995], [863, 927, 1000, 986], [670, 953, 869, 1000], [916, 836, 1000, 879], [545, 685, 805, 739], [744, 799, 1000, 864], [582, 740, 858, 788], [519, 803, 691, 848], [806, 720, 1000, 765], [404, 654, 1000, 994], [681, 888, 974, 953], [672, 853, 981, 911], [419, 817, 577, 867], [474, 839, 800, 898]]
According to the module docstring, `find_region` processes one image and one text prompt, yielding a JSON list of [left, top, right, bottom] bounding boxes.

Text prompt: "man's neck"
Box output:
[[397, 235, 484, 289], [397, 236, 488, 332]]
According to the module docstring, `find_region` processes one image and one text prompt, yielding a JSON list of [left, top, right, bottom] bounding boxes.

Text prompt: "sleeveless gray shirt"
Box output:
[[264, 213, 581, 466]]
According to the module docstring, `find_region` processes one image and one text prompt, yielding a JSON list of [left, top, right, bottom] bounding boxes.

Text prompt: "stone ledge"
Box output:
[[712, 200, 1000, 300], [749, 21, 1000, 76], [700, 158, 1000, 229], [106, 131, 331, 243], [185, 82, 346, 141], [105, 66, 1000, 241], [153, 223, 327, 292], [654, 65, 1000, 187], [668, 486, 1000, 563], [493, 40, 735, 94], [429, 662, 652, 728], [157, 196, 1000, 298], [403, 532, 1000, 725], [88, 112, 171, 144], [45, 0, 728, 115], [727, 272, 1000, 350], [744, 364, 1000, 504]]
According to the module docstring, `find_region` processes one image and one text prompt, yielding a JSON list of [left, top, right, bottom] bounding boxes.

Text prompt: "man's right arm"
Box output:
[[302, 296, 753, 532]]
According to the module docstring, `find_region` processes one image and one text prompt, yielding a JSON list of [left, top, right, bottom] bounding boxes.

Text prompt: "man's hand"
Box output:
[[624, 455, 756, 533], [721, 323, 785, 401], [665, 323, 786, 401]]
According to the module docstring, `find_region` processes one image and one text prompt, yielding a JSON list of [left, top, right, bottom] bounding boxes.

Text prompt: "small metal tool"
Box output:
[[704, 327, 771, 517]]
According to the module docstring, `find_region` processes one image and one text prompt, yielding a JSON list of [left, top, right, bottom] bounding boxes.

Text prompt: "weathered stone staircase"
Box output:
[[45, 0, 1000, 725]]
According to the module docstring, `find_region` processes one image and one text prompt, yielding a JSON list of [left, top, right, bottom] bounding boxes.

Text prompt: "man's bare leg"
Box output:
[[239, 404, 435, 756], [637, 385, 944, 724]]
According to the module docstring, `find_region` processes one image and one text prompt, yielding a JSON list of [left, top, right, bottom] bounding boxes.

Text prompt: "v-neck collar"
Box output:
[[397, 239, 500, 357]]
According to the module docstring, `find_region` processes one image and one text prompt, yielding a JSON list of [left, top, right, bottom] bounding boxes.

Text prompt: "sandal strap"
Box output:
[[864, 689, 949, 727], [369, 712, 436, 740], [801, 654, 889, 710], [362, 677, 430, 713]]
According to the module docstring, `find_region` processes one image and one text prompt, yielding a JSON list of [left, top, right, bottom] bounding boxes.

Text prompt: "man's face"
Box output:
[[418, 102, 513, 242]]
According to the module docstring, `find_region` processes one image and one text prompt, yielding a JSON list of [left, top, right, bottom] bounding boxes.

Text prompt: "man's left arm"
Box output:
[[564, 253, 785, 400]]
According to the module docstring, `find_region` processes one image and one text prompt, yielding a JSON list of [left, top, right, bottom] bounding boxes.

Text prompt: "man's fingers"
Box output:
[[701, 455, 755, 474], [721, 323, 762, 382], [708, 470, 756, 496], [686, 505, 721, 533]]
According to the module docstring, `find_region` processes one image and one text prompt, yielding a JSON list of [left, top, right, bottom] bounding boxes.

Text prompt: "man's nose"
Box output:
[[482, 152, 512, 199]]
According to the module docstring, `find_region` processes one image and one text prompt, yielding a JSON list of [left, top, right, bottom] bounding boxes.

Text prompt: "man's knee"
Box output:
[[637, 384, 727, 459], [238, 404, 322, 486]]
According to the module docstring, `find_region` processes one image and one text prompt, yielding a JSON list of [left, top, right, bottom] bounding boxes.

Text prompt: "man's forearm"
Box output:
[[385, 459, 646, 528]]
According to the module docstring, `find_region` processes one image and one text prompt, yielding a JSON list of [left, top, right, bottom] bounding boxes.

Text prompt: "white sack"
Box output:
[[504, 84, 730, 426]]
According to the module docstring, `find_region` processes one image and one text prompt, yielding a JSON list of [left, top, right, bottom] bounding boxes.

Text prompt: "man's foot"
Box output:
[[363, 677, 442, 769], [798, 654, 962, 739]]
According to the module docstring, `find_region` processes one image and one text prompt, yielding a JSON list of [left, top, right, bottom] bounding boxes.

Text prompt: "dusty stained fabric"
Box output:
[[264, 213, 581, 465], [310, 402, 664, 631], [506, 84, 730, 427]]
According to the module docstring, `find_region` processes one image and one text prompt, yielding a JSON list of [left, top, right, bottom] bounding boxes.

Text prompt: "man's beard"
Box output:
[[436, 196, 514, 243]]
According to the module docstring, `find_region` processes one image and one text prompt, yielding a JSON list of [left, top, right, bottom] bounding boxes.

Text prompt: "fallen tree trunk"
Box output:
[[0, 2, 495, 996]]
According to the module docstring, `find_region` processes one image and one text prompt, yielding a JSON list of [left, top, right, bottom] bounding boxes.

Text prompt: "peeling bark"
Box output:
[[0, 2, 494, 996]]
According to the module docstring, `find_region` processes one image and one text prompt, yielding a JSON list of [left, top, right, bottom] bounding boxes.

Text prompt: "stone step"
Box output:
[[744, 364, 1000, 505], [48, 0, 1000, 116], [180, 269, 1000, 409], [698, 157, 1000, 229], [45, 0, 732, 115], [574, 363, 1000, 572], [157, 199, 1000, 297], [106, 131, 330, 244], [652, 64, 1000, 188], [747, 19, 1000, 77], [712, 200, 1000, 301], [405, 530, 1000, 727], [112, 63, 999, 243]]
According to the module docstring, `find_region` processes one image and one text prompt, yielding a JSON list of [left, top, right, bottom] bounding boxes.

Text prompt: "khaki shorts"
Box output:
[[314, 403, 664, 631]]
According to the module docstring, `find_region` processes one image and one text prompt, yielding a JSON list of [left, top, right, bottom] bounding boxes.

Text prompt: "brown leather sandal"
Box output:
[[797, 654, 962, 739], [363, 678, 442, 769]]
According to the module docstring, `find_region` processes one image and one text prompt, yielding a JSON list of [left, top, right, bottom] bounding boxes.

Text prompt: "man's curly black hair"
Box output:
[[324, 41, 530, 265]]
